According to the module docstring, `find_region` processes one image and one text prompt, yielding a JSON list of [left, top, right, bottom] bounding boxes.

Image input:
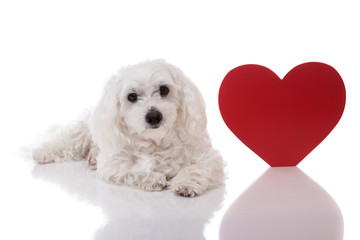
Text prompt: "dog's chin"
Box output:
[[146, 125, 161, 130], [140, 124, 170, 142]]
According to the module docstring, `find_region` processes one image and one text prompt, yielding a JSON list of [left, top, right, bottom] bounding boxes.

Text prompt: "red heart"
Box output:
[[219, 62, 346, 167]]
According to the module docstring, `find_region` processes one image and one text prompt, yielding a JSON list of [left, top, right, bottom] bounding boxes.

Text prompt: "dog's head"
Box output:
[[90, 60, 207, 153]]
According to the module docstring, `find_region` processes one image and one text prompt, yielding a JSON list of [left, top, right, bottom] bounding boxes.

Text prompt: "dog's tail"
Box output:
[[32, 111, 93, 164]]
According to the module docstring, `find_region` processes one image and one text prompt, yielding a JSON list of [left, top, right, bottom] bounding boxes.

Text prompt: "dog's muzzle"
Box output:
[[145, 108, 163, 128]]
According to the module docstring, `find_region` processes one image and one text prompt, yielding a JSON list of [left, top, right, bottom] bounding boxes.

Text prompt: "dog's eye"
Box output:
[[127, 93, 138, 102], [159, 85, 169, 97]]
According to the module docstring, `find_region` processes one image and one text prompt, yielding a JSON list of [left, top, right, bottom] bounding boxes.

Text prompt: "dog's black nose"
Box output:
[[145, 109, 163, 126]]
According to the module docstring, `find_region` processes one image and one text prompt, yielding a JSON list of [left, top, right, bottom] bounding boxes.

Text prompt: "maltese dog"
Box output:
[[32, 60, 225, 197]]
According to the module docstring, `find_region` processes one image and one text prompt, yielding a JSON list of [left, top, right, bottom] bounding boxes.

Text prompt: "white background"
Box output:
[[1, 0, 359, 239]]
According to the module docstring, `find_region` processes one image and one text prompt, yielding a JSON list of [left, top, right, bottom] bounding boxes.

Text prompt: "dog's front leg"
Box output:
[[120, 171, 168, 191], [170, 151, 225, 197], [97, 153, 168, 191], [170, 164, 210, 197]]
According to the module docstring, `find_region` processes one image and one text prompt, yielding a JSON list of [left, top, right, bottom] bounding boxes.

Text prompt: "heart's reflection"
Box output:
[[220, 167, 343, 240]]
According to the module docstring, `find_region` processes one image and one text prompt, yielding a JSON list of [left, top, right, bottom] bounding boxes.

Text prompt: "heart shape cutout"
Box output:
[[219, 62, 346, 167]]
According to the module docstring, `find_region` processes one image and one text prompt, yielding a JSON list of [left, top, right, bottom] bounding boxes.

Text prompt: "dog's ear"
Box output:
[[165, 62, 207, 141], [89, 75, 127, 154]]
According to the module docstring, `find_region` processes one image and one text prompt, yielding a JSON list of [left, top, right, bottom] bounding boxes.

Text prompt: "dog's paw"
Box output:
[[173, 185, 198, 198], [87, 155, 97, 170], [170, 175, 207, 197], [87, 145, 99, 170], [152, 181, 167, 191], [87, 153, 97, 170], [32, 149, 54, 164], [140, 173, 168, 192]]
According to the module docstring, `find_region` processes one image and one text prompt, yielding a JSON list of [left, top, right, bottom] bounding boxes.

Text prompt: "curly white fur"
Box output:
[[32, 60, 225, 197]]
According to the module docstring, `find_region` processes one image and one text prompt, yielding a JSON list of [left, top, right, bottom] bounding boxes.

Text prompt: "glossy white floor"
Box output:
[[1, 1, 360, 239]]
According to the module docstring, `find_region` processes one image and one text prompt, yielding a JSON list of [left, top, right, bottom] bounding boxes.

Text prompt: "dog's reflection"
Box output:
[[220, 167, 343, 240], [32, 162, 225, 240]]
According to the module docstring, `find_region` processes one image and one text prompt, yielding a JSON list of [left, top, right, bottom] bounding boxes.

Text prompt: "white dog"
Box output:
[[32, 60, 225, 197]]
